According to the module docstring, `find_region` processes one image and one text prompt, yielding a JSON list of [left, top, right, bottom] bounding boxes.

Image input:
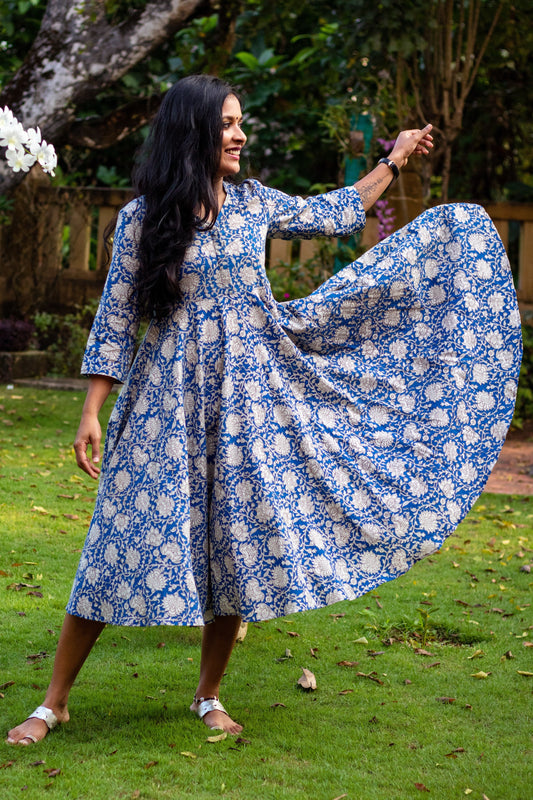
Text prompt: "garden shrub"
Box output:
[[0, 319, 35, 351], [513, 324, 533, 428], [33, 300, 99, 377]]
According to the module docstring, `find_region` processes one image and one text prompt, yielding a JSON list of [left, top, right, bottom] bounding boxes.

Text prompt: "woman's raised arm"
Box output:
[[355, 124, 433, 212]]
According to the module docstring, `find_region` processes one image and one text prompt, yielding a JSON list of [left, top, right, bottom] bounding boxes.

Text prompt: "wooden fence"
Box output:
[[1, 180, 532, 317]]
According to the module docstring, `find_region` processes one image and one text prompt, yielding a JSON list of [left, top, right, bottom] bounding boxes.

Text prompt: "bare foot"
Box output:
[[6, 706, 69, 745], [190, 699, 243, 735]]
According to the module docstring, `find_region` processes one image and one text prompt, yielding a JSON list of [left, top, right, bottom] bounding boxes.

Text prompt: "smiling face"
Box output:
[[216, 94, 246, 181]]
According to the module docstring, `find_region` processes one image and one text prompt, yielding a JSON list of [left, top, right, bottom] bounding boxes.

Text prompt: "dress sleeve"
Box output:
[[252, 181, 366, 239], [81, 199, 144, 383]]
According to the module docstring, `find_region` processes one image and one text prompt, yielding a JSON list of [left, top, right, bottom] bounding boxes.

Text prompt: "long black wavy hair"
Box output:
[[132, 74, 237, 319]]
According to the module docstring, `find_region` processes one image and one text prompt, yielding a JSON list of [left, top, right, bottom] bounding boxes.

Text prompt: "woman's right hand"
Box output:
[[74, 412, 102, 479], [73, 375, 115, 479]]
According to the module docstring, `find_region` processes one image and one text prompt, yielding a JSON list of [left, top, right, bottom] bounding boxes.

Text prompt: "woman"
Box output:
[[7, 75, 521, 744]]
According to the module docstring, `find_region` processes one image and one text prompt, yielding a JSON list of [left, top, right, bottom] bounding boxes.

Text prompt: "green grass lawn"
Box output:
[[0, 386, 532, 800]]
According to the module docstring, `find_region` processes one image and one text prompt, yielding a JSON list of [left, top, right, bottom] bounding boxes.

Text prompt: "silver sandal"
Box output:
[[13, 705, 59, 744], [192, 696, 230, 730]]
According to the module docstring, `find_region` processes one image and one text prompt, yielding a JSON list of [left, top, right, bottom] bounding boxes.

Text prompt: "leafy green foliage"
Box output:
[[513, 324, 533, 429], [0, 0, 44, 88], [32, 302, 98, 377], [0, 0, 530, 201]]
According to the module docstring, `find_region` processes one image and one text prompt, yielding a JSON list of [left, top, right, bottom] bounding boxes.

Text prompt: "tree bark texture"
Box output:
[[0, 0, 211, 193]]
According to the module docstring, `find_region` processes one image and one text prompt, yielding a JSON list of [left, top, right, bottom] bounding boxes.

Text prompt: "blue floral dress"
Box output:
[[67, 179, 522, 626]]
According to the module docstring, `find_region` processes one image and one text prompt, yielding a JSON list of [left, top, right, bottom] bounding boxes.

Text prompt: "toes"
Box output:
[[203, 711, 242, 734], [6, 720, 48, 745]]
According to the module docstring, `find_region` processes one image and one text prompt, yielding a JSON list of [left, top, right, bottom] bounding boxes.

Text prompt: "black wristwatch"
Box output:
[[378, 157, 400, 181]]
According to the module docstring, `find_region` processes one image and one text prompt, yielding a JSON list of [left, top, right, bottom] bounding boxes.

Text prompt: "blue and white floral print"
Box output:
[[67, 179, 522, 626]]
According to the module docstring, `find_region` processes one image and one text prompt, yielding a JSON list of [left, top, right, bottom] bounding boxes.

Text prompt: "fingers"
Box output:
[[74, 434, 101, 479], [389, 125, 433, 167]]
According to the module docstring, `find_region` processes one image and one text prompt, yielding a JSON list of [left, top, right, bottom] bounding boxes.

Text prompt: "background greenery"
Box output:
[[1, 0, 531, 200], [0, 0, 531, 424]]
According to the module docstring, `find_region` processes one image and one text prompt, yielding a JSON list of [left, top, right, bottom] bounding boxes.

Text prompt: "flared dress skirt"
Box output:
[[67, 180, 522, 626]]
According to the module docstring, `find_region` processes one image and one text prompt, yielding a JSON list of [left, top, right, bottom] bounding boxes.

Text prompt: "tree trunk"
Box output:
[[0, 0, 211, 193]]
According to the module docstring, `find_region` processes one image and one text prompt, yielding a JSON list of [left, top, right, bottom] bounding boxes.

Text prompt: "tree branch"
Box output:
[[67, 95, 163, 148], [0, 0, 212, 193]]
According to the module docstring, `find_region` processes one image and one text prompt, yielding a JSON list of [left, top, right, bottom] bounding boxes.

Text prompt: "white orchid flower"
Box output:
[[6, 147, 36, 173], [0, 121, 29, 151], [0, 106, 15, 130], [34, 140, 57, 175], [25, 126, 42, 151], [0, 107, 57, 176]]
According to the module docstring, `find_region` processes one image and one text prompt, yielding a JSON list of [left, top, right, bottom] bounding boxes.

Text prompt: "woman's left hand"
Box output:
[[389, 124, 434, 169]]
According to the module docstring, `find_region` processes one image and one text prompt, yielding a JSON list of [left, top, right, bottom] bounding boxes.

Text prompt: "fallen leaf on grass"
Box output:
[[287, 631, 300, 637], [517, 670, 533, 677], [337, 661, 359, 668], [180, 751, 197, 759], [271, 702, 287, 708], [353, 636, 369, 645], [43, 768, 61, 777], [501, 650, 514, 660], [275, 648, 293, 662], [523, 642, 533, 647], [0, 761, 15, 769], [332, 794, 348, 800], [29, 760, 45, 767], [144, 761, 158, 768], [7, 582, 40, 591], [297, 668, 317, 690], [436, 697, 455, 704], [235, 737, 251, 745], [31, 506, 49, 515], [423, 662, 441, 669], [338, 689, 353, 695], [445, 748, 466, 758], [414, 648, 434, 656], [355, 671, 384, 685], [63, 514, 79, 521], [414, 783, 430, 792], [467, 649, 485, 659], [206, 731, 227, 743], [26, 652, 48, 662], [471, 671, 491, 679], [0, 681, 15, 691]]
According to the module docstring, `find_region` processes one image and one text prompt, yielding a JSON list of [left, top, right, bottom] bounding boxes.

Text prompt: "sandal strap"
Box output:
[[195, 697, 228, 720], [28, 705, 58, 731]]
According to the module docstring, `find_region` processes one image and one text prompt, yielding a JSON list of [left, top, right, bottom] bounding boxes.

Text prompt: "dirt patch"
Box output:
[[484, 422, 533, 495]]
